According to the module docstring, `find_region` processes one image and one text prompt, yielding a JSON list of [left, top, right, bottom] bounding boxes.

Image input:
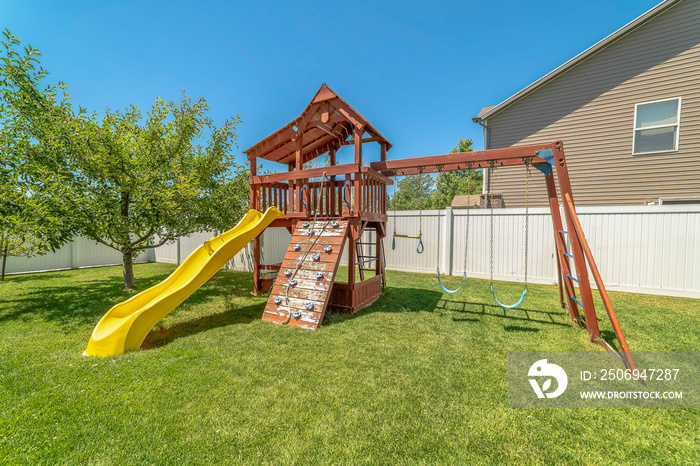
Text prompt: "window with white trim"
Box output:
[[633, 97, 681, 154]]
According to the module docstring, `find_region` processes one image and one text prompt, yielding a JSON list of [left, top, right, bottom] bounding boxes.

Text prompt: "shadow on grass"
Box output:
[[0, 266, 258, 331], [600, 329, 621, 352], [438, 299, 571, 328], [142, 302, 265, 350], [326, 286, 571, 332]]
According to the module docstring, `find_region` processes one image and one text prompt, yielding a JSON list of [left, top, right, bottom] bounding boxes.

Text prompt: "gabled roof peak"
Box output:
[[244, 84, 392, 165]]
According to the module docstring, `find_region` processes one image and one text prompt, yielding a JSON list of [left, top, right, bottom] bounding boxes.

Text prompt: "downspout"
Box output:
[[473, 117, 490, 195]]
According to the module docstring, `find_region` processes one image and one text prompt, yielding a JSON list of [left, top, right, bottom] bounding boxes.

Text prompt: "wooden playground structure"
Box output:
[[245, 84, 635, 370]]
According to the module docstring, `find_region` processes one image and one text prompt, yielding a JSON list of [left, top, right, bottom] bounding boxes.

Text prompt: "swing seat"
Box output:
[[490, 284, 527, 309], [436, 268, 466, 294]]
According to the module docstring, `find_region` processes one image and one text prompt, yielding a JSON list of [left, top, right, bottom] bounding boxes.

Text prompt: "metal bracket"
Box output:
[[535, 148, 555, 165]]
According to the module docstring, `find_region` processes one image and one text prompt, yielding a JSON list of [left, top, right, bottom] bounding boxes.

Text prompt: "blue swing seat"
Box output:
[[437, 268, 466, 294], [490, 284, 527, 309]]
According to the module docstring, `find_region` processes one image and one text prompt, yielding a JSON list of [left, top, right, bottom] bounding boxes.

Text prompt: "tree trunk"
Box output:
[[122, 248, 135, 290], [1, 247, 7, 281], [1, 235, 5, 281], [120, 191, 134, 289]]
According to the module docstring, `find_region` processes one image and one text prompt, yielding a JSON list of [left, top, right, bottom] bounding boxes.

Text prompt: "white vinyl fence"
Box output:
[[152, 227, 291, 272], [385, 205, 700, 299], [4, 237, 156, 275], [5, 205, 699, 299]]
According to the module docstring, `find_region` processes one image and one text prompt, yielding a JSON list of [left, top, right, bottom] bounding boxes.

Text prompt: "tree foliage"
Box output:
[[428, 138, 483, 209], [387, 139, 483, 211], [1, 31, 77, 280], [1, 30, 248, 289], [387, 173, 434, 211]]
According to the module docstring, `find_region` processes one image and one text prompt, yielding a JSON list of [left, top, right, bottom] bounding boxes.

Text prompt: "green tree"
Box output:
[[1, 34, 77, 280], [388, 173, 434, 211], [1, 30, 247, 289], [429, 138, 483, 209], [69, 96, 246, 289]]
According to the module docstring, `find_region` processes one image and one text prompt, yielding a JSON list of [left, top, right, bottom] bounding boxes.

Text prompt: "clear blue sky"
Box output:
[[2, 0, 662, 170]]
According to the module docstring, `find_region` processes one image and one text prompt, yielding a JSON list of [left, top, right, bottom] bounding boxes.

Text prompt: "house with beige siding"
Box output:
[[472, 0, 700, 207]]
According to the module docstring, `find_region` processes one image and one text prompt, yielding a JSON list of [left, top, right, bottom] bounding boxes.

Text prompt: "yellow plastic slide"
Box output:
[[85, 207, 284, 357]]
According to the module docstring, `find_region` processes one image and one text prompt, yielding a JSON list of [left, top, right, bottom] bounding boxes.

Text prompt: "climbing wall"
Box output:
[[262, 219, 348, 330]]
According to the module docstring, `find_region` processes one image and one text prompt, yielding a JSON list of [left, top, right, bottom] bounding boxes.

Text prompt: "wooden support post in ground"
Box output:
[[552, 143, 600, 340], [564, 193, 636, 370]]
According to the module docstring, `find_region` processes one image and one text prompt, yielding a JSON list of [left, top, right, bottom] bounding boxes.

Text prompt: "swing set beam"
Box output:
[[372, 140, 636, 371], [369, 142, 554, 176]]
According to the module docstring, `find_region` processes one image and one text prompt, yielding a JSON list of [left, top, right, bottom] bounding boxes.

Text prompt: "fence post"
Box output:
[[176, 237, 181, 265], [444, 208, 454, 275], [70, 239, 77, 269]]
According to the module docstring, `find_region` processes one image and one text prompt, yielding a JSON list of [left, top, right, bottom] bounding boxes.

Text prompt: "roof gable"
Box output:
[[244, 84, 392, 165]]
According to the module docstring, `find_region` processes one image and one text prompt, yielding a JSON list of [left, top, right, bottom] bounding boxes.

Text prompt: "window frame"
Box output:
[[632, 96, 681, 155]]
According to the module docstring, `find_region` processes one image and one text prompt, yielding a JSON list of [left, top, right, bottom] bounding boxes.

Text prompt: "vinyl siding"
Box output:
[[484, 0, 700, 207]]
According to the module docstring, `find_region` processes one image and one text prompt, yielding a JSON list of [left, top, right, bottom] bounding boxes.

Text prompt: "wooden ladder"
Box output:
[[354, 227, 386, 288]]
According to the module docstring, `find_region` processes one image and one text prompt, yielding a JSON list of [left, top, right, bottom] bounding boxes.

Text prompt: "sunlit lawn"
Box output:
[[1, 263, 698, 464]]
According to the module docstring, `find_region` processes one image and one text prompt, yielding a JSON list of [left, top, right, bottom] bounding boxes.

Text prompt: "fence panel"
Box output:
[[572, 205, 700, 297], [4, 237, 152, 275]]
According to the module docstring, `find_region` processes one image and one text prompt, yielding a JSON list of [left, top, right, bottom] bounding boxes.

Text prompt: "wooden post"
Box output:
[[353, 127, 362, 216], [288, 163, 294, 214], [250, 156, 261, 294], [348, 220, 356, 287], [330, 147, 337, 217], [380, 141, 387, 162], [551, 142, 600, 340], [295, 131, 303, 212], [564, 193, 636, 371]]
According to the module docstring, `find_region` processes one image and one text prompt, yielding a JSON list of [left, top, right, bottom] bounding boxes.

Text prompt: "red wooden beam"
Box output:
[[369, 142, 557, 174], [250, 163, 361, 184]]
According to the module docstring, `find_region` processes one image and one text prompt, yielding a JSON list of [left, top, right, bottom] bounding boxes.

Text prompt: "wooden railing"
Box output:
[[250, 166, 391, 219], [256, 182, 290, 213]]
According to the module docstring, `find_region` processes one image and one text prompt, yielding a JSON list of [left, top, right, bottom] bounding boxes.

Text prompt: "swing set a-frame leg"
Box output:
[[564, 193, 637, 371], [552, 144, 601, 341]]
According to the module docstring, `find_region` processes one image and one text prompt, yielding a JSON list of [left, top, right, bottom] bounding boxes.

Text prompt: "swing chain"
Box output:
[[417, 167, 425, 238], [436, 201, 441, 269], [464, 166, 472, 274], [489, 161, 495, 284], [524, 158, 531, 288], [392, 169, 397, 237]]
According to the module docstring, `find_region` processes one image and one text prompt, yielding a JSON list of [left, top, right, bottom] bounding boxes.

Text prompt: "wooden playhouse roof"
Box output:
[[243, 84, 392, 165]]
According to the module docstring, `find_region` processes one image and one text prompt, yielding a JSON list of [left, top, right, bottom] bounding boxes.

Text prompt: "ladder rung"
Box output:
[[571, 296, 583, 307], [559, 230, 568, 234], [566, 274, 578, 283], [563, 252, 573, 258]]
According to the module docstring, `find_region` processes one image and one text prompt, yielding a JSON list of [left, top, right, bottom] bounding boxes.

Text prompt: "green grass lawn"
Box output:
[[1, 263, 698, 465]]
